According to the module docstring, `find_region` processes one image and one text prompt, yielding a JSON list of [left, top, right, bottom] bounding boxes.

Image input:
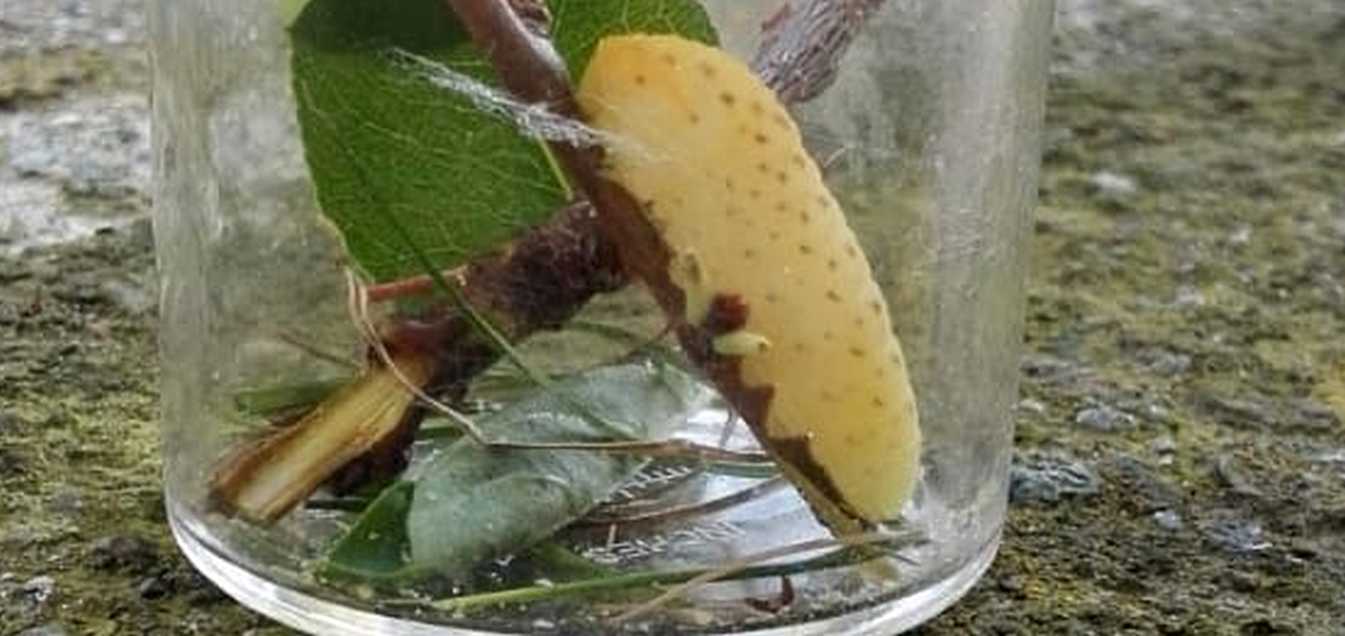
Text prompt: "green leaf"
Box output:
[[406, 362, 709, 576], [289, 0, 716, 281], [548, 0, 718, 79], [319, 481, 429, 582], [320, 362, 712, 582], [277, 0, 309, 26], [232, 378, 349, 415]]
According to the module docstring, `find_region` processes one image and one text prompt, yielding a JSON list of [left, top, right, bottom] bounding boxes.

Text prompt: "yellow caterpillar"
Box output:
[[577, 35, 922, 532]]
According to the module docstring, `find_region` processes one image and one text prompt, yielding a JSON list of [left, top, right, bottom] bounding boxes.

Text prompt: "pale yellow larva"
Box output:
[[577, 34, 921, 530]]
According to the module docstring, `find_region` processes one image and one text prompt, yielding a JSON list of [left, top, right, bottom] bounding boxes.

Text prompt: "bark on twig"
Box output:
[[209, 0, 890, 521], [754, 0, 889, 103], [439, 0, 785, 532], [331, 201, 625, 492], [370, 0, 886, 303], [444, 0, 681, 309], [211, 202, 625, 516]]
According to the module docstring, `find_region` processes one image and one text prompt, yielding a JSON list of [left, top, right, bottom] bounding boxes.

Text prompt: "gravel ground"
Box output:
[[2, 1, 1344, 634], [0, 0, 149, 255]]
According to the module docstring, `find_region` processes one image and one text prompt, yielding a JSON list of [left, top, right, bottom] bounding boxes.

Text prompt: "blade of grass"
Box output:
[[418, 532, 918, 613], [234, 379, 351, 416], [372, 200, 552, 390]]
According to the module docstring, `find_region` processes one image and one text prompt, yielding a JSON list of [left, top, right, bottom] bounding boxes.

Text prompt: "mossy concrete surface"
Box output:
[[2, 1, 1344, 634]]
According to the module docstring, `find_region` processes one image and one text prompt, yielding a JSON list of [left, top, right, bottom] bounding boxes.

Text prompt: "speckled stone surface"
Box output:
[[2, 1, 1343, 634]]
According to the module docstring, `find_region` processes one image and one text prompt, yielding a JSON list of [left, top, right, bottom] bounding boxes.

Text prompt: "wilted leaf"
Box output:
[[320, 362, 711, 582], [407, 362, 709, 575]]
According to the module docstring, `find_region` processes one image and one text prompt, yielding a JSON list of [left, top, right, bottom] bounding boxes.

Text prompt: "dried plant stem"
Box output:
[[754, 0, 890, 103], [349, 269, 491, 444], [610, 530, 903, 623], [412, 529, 911, 616], [208, 348, 435, 522], [580, 476, 787, 526], [364, 269, 772, 462], [209, 202, 623, 516], [364, 265, 465, 303]]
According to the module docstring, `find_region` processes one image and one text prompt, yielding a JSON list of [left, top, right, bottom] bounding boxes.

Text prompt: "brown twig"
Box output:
[[368, 0, 884, 304], [444, 0, 681, 309], [753, 0, 889, 103], [364, 268, 464, 303], [211, 201, 625, 512], [340, 199, 626, 489], [209, 0, 891, 520], [444, 0, 863, 535]]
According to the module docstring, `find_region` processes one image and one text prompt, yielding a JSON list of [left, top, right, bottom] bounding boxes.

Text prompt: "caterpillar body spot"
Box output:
[[577, 35, 922, 533]]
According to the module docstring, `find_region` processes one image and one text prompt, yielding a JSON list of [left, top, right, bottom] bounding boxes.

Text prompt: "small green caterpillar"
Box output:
[[578, 35, 922, 532]]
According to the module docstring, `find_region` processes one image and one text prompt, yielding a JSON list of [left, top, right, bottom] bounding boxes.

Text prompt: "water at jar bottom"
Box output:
[[171, 506, 997, 636], [168, 405, 1001, 635]]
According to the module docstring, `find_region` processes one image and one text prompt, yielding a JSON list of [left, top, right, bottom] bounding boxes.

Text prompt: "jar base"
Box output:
[[170, 507, 998, 635]]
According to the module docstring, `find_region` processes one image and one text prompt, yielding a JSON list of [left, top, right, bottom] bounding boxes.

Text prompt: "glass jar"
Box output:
[[151, 1, 1052, 633]]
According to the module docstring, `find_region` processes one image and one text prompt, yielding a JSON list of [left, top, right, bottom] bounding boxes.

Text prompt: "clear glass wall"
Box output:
[[152, 1, 1053, 633]]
